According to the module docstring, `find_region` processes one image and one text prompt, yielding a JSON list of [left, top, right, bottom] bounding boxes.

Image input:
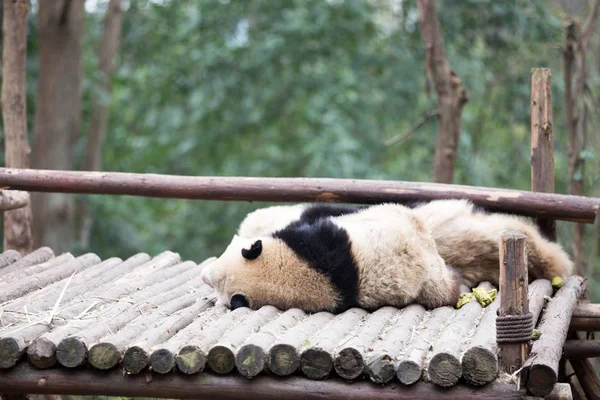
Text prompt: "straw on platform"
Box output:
[[396, 306, 454, 385], [234, 308, 306, 378], [175, 307, 253, 375], [364, 304, 427, 384], [267, 312, 334, 377], [207, 306, 281, 375], [299, 308, 368, 380]]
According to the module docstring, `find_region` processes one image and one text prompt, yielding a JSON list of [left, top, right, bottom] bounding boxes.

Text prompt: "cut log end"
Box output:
[[365, 355, 396, 384], [88, 343, 120, 370], [397, 360, 422, 385], [122, 346, 149, 374], [207, 345, 235, 375], [268, 344, 300, 376], [461, 346, 498, 386], [300, 348, 333, 380], [527, 364, 558, 397], [56, 337, 87, 368], [26, 337, 57, 369], [235, 344, 267, 378], [175, 345, 206, 375], [149, 348, 175, 375], [428, 353, 462, 387], [0, 338, 20, 369], [333, 348, 364, 381]]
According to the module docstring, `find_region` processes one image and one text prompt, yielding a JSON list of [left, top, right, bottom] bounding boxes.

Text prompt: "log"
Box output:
[[563, 340, 600, 359], [0, 191, 28, 212], [121, 292, 215, 374], [150, 306, 228, 374], [332, 306, 398, 381], [174, 307, 252, 375], [427, 283, 486, 387], [521, 276, 586, 397], [0, 253, 74, 290], [364, 305, 426, 384], [0, 247, 54, 275], [498, 231, 530, 375], [522, 383, 574, 400], [0, 253, 101, 303], [570, 303, 600, 331], [207, 306, 281, 375], [0, 363, 528, 400], [299, 308, 368, 379], [0, 250, 20, 269], [530, 68, 556, 241], [569, 358, 600, 400], [396, 306, 454, 385], [234, 308, 305, 378], [60, 264, 209, 369], [0, 168, 597, 223], [267, 312, 334, 377]]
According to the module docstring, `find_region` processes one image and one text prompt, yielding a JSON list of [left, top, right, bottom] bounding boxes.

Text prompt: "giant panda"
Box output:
[[236, 200, 573, 287], [200, 203, 462, 313]]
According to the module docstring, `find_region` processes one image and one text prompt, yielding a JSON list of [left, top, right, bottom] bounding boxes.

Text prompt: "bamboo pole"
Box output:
[[0, 168, 597, 223]]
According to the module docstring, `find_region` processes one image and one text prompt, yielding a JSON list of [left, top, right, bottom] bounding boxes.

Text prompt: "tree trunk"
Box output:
[[1, 0, 34, 255], [416, 0, 469, 184], [75, 0, 123, 248], [31, 0, 85, 253], [563, 0, 599, 275]]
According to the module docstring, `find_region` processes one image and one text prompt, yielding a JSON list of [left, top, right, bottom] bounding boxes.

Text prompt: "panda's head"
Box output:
[[200, 234, 339, 312]]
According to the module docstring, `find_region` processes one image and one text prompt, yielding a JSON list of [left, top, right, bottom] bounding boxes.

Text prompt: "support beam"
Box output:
[[563, 340, 600, 359], [569, 303, 600, 331], [569, 358, 600, 400], [530, 68, 557, 240], [0, 168, 597, 223]]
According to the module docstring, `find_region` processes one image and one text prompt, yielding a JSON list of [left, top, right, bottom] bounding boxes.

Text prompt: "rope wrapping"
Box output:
[[496, 312, 534, 343]]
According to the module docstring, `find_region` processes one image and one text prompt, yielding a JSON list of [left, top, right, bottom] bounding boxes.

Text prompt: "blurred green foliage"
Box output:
[[1, 1, 598, 290]]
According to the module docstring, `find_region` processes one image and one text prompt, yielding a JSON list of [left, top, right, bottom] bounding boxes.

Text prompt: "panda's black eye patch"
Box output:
[[230, 294, 249, 310], [241, 240, 262, 260]]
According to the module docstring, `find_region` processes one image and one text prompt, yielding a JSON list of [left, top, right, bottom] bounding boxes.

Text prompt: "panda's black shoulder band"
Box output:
[[242, 240, 262, 260]]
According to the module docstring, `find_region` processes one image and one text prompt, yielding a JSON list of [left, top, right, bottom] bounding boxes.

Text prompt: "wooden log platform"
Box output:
[[0, 248, 587, 398]]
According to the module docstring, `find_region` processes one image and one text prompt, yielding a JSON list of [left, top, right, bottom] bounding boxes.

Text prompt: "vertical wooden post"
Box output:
[[530, 68, 556, 241], [498, 231, 530, 374]]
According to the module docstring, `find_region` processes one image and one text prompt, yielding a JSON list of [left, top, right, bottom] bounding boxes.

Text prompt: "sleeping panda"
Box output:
[[236, 200, 574, 287], [200, 203, 462, 313]]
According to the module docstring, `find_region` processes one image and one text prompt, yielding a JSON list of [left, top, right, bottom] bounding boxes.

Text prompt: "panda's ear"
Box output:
[[241, 240, 262, 260]]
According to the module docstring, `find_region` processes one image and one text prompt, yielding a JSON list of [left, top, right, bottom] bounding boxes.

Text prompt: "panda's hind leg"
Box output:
[[415, 265, 462, 309]]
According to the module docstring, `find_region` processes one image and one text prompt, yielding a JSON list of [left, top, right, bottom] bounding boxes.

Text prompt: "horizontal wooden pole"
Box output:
[[0, 363, 525, 399], [570, 303, 600, 331], [0, 168, 598, 223], [563, 340, 600, 359]]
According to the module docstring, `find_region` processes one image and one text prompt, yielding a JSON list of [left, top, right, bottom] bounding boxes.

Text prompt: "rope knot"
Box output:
[[496, 312, 534, 343]]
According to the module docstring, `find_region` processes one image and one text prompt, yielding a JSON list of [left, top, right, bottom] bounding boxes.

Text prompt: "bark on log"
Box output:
[[0, 254, 100, 304], [427, 288, 485, 387], [0, 192, 29, 212], [396, 306, 454, 385], [121, 291, 215, 374], [1, 0, 33, 255], [267, 312, 334, 377], [521, 276, 586, 397], [150, 306, 228, 374], [331, 306, 398, 381], [416, 0, 469, 184], [364, 305, 426, 384], [563, 340, 600, 359], [207, 306, 281, 375], [174, 307, 252, 375], [0, 363, 528, 400], [569, 358, 600, 400], [0, 253, 75, 290], [0, 247, 54, 275], [0, 168, 597, 223], [0, 250, 20, 269], [530, 68, 556, 241], [299, 308, 368, 380], [569, 303, 600, 331], [57, 263, 208, 369], [528, 279, 554, 327], [498, 231, 530, 375], [234, 308, 305, 378]]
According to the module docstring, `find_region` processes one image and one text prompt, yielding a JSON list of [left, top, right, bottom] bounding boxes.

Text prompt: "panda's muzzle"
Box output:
[[230, 293, 249, 310]]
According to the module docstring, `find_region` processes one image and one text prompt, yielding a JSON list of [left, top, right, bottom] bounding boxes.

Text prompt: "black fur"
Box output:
[[231, 294, 249, 309], [272, 218, 359, 313], [242, 240, 262, 260], [299, 204, 362, 224]]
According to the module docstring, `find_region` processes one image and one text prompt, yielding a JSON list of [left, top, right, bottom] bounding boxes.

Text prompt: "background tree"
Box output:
[[31, 0, 85, 253], [1, 0, 33, 255]]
